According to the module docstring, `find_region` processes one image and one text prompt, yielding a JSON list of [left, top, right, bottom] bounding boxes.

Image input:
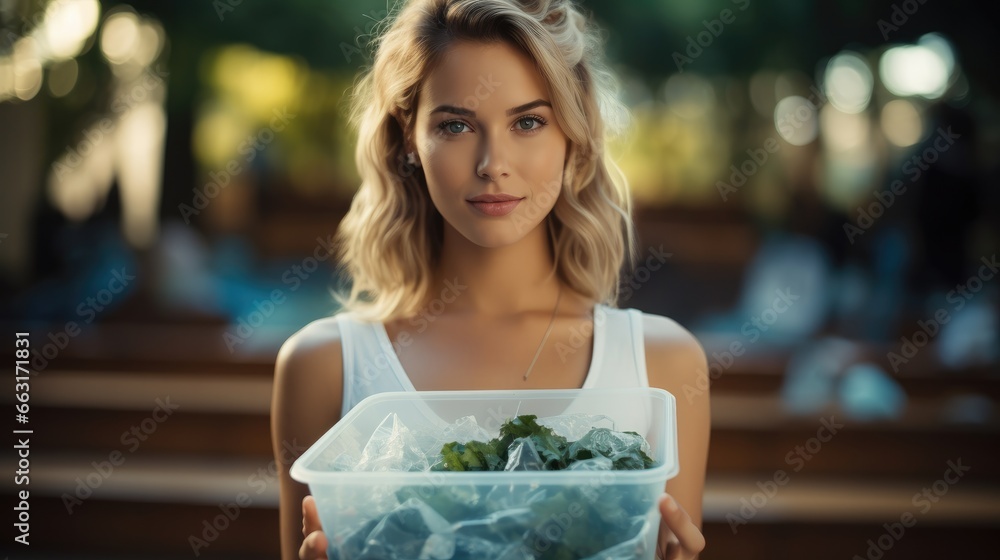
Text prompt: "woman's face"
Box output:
[[412, 40, 568, 248]]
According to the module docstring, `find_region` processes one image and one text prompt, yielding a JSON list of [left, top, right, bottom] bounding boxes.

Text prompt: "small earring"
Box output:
[[406, 152, 420, 166]]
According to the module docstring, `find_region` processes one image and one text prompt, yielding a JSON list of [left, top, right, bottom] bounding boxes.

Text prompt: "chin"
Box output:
[[454, 217, 546, 249], [459, 225, 523, 249]]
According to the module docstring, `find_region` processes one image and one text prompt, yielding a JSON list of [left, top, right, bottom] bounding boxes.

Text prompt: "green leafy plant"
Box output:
[[436, 415, 654, 472]]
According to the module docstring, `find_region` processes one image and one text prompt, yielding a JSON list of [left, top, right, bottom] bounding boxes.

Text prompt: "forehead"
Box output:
[[419, 40, 551, 111]]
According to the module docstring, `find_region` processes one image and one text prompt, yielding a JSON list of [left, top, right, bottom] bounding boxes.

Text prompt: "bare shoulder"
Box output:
[[272, 316, 346, 560], [640, 312, 708, 391], [276, 315, 344, 376], [640, 312, 711, 527], [272, 315, 345, 446]]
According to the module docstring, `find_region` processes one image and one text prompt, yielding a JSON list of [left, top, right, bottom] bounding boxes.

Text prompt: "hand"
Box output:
[[300, 495, 328, 560], [655, 493, 706, 560]]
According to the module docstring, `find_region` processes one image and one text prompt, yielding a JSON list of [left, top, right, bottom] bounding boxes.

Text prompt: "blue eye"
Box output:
[[517, 117, 536, 130], [437, 116, 547, 136], [439, 120, 469, 134], [515, 115, 547, 132]]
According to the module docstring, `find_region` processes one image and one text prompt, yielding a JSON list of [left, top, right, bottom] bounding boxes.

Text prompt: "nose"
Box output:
[[476, 134, 510, 182]]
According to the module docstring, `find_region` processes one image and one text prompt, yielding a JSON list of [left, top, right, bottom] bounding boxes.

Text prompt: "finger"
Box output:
[[299, 528, 329, 560], [302, 495, 322, 537], [654, 503, 684, 560], [658, 494, 705, 555], [656, 523, 681, 560]]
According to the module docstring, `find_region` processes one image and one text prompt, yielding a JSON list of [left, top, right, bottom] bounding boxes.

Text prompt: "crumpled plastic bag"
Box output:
[[355, 413, 428, 472], [537, 413, 615, 440], [328, 412, 659, 559], [504, 437, 544, 471]]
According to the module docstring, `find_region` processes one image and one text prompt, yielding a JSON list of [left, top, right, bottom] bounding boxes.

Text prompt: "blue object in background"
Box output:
[[780, 338, 858, 415], [941, 393, 995, 424], [2, 220, 138, 323], [838, 363, 907, 422], [696, 232, 832, 349], [937, 294, 1000, 370]]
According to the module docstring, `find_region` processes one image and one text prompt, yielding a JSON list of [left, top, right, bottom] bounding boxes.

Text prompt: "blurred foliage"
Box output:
[[5, 0, 998, 206]]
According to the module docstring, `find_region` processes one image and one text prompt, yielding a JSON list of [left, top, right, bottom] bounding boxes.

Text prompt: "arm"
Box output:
[[644, 314, 711, 558], [271, 318, 345, 560]]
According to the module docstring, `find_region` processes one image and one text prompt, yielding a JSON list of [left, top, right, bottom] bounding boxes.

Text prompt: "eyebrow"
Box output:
[[429, 99, 552, 118]]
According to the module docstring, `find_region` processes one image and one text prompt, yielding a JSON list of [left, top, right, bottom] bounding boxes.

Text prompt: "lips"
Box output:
[[466, 193, 524, 217], [467, 193, 523, 203]]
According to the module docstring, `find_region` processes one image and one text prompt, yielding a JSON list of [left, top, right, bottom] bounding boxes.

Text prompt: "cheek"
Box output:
[[421, 139, 473, 191], [516, 140, 566, 193]]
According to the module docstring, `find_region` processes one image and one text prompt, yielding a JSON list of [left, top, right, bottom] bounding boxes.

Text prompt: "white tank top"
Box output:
[[335, 303, 650, 417]]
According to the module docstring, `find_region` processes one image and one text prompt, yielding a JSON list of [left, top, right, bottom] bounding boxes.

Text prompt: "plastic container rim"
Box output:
[[290, 387, 679, 485]]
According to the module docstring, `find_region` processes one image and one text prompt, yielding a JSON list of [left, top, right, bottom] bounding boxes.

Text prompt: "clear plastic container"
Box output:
[[291, 387, 678, 559]]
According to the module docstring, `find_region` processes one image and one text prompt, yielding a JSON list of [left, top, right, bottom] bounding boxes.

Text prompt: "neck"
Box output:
[[430, 219, 561, 317]]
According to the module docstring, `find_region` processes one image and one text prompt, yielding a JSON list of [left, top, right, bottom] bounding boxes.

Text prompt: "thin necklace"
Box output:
[[523, 285, 563, 381]]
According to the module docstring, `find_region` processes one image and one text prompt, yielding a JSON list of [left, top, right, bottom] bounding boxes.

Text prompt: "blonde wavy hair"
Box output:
[[332, 0, 637, 322]]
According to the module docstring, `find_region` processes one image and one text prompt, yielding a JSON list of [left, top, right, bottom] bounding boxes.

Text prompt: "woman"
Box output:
[[272, 1, 710, 558]]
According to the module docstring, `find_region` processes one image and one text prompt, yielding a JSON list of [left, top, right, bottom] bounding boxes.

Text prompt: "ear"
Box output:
[[405, 134, 424, 168], [401, 134, 419, 166], [391, 109, 414, 148]]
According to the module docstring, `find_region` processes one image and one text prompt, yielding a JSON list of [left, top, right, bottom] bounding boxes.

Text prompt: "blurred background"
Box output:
[[1, 0, 998, 558]]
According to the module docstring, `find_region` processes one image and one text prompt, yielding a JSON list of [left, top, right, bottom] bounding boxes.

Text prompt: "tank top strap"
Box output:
[[585, 305, 648, 389], [335, 305, 648, 416], [334, 311, 409, 416]]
